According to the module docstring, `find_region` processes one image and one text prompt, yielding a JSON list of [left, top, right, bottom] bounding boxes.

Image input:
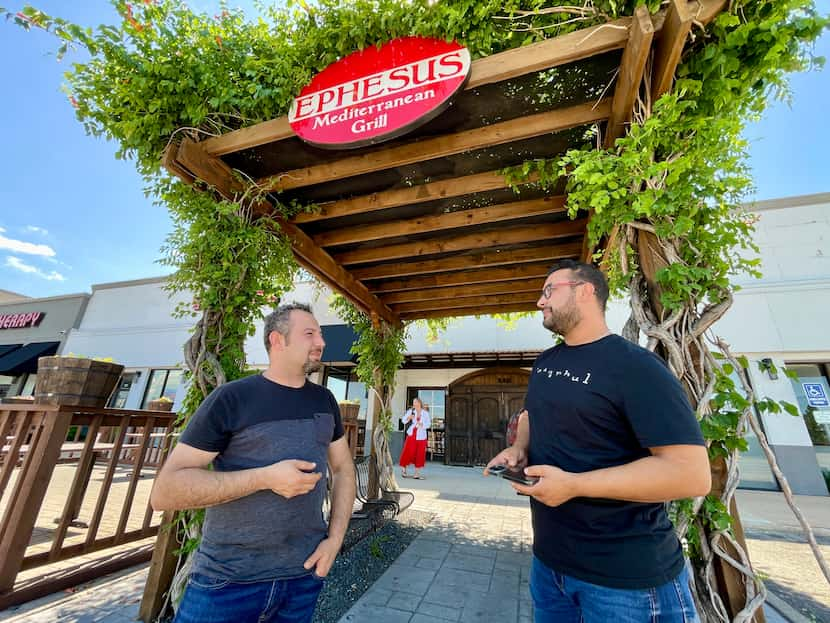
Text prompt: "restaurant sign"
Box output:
[[0, 312, 45, 330], [289, 36, 471, 149]]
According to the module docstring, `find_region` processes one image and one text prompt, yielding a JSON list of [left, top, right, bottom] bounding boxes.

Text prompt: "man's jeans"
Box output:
[[173, 572, 324, 623], [530, 556, 700, 623]]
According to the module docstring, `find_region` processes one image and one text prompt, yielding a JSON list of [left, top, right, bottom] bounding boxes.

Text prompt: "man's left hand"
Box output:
[[511, 465, 579, 507], [303, 537, 342, 578]]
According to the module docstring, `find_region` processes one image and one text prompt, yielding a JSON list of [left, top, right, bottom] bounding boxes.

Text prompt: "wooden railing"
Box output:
[[0, 404, 176, 609]]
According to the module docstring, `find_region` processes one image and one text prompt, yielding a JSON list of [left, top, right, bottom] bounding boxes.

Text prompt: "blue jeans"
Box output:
[[173, 572, 324, 623], [529, 556, 699, 623]]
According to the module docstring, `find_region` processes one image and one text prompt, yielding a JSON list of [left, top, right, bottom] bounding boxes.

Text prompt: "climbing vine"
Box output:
[[4, 0, 828, 620]]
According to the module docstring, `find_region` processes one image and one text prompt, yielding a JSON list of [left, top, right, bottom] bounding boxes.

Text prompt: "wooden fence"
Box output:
[[0, 404, 176, 609]]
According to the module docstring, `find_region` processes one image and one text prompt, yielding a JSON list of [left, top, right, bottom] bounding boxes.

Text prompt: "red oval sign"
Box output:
[[289, 36, 471, 150]]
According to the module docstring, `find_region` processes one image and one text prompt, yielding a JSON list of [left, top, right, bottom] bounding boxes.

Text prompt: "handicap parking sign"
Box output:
[[802, 383, 830, 407]]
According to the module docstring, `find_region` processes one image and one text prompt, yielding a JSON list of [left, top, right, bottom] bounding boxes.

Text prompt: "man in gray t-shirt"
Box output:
[[151, 303, 356, 623]]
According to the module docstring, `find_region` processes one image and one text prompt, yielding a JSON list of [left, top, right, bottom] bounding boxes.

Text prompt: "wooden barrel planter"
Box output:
[[338, 402, 360, 422], [34, 356, 124, 407], [147, 398, 174, 412]]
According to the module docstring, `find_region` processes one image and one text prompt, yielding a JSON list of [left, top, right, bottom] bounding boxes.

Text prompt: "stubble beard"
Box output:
[[542, 299, 581, 336], [304, 353, 322, 374]]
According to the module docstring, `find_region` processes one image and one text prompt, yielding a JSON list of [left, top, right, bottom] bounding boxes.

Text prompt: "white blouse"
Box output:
[[401, 408, 431, 440]]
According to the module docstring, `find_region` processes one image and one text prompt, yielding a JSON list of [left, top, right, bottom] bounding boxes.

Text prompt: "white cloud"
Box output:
[[0, 229, 56, 257], [25, 225, 49, 236], [5, 256, 66, 281]]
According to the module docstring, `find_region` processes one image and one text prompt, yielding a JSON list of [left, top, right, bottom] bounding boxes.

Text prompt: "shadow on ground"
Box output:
[[765, 578, 830, 622]]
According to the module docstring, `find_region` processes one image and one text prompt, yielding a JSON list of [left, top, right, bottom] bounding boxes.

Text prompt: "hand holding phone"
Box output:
[[488, 464, 539, 486]]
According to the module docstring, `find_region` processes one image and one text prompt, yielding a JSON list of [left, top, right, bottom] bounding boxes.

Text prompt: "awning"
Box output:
[[321, 325, 358, 363], [0, 344, 22, 358], [0, 341, 59, 376]]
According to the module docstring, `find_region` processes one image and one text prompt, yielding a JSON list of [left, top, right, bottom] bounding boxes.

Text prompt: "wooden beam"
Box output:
[[392, 293, 539, 314], [369, 261, 554, 293], [380, 278, 541, 304], [291, 169, 538, 224], [468, 17, 631, 89], [604, 6, 654, 149], [400, 301, 538, 321], [201, 17, 631, 158], [313, 196, 567, 247], [335, 219, 587, 266], [162, 143, 195, 185], [353, 242, 582, 281], [197, 2, 725, 160], [261, 100, 612, 192], [652, 0, 693, 99], [275, 219, 398, 326], [202, 117, 292, 157], [173, 138, 398, 325]]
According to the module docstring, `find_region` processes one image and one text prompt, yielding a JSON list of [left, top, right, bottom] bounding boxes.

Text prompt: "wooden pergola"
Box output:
[[143, 3, 768, 622], [165, 1, 723, 326]]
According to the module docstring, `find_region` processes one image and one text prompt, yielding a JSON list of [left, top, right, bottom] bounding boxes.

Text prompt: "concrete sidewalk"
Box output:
[[3, 463, 826, 622], [337, 466, 818, 623]]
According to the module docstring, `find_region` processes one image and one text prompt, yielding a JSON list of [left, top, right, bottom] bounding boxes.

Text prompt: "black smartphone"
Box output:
[[488, 464, 539, 486]]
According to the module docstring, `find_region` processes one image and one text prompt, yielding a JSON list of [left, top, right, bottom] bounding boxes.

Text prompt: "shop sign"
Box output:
[[289, 36, 471, 149], [0, 312, 45, 330], [803, 382, 829, 407]]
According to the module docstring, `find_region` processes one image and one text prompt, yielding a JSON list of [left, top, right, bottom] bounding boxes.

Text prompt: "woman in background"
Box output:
[[399, 397, 430, 479]]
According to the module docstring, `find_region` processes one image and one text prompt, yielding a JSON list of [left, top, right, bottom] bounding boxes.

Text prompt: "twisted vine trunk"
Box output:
[[369, 371, 399, 495], [624, 226, 765, 622]]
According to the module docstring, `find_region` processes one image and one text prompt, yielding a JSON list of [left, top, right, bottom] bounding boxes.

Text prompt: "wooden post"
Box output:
[[638, 232, 764, 623], [139, 511, 180, 623], [0, 408, 73, 593]]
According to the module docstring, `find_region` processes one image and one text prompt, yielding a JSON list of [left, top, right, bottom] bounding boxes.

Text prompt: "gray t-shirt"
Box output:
[[179, 374, 344, 582]]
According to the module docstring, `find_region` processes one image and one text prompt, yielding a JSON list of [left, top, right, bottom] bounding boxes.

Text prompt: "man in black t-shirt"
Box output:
[[151, 303, 356, 623], [486, 260, 710, 622]]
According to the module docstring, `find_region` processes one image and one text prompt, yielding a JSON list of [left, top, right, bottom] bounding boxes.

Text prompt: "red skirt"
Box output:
[[399, 433, 427, 468]]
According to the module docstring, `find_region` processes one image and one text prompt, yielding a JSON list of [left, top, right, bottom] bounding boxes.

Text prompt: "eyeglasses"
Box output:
[[540, 280, 585, 299]]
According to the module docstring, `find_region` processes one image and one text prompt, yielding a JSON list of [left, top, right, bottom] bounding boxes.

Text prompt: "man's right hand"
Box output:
[[484, 447, 527, 475], [259, 460, 322, 498]]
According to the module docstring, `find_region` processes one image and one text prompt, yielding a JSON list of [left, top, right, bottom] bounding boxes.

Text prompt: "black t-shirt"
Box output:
[[525, 334, 704, 589]]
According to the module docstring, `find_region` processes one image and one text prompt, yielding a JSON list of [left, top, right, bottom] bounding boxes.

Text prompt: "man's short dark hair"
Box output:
[[548, 259, 609, 311], [263, 303, 313, 352]]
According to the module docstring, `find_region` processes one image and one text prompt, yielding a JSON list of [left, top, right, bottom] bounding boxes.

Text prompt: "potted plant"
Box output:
[[147, 396, 174, 412], [338, 399, 360, 422], [35, 355, 124, 408]]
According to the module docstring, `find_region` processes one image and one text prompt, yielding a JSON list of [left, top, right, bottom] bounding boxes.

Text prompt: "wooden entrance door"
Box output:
[[446, 369, 529, 466]]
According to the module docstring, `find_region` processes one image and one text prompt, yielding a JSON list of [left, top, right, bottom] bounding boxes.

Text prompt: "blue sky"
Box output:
[[1, 1, 828, 299]]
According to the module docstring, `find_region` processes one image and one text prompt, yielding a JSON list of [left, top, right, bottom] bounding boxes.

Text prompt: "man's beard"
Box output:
[[304, 358, 322, 374], [542, 300, 581, 335]]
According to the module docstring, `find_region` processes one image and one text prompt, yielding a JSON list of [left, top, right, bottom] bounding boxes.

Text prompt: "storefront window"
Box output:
[[323, 366, 367, 417], [0, 375, 12, 399], [141, 369, 184, 409], [20, 373, 37, 396], [787, 363, 830, 473], [108, 372, 139, 409]]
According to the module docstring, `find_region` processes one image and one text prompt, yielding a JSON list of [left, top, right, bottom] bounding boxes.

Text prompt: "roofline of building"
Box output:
[[0, 288, 30, 299], [0, 292, 89, 306], [90, 274, 318, 292], [91, 275, 172, 291], [745, 191, 830, 212]]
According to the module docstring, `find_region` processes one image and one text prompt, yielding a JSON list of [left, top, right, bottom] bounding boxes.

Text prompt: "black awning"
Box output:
[[0, 341, 59, 376], [321, 325, 358, 363], [0, 344, 22, 359]]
